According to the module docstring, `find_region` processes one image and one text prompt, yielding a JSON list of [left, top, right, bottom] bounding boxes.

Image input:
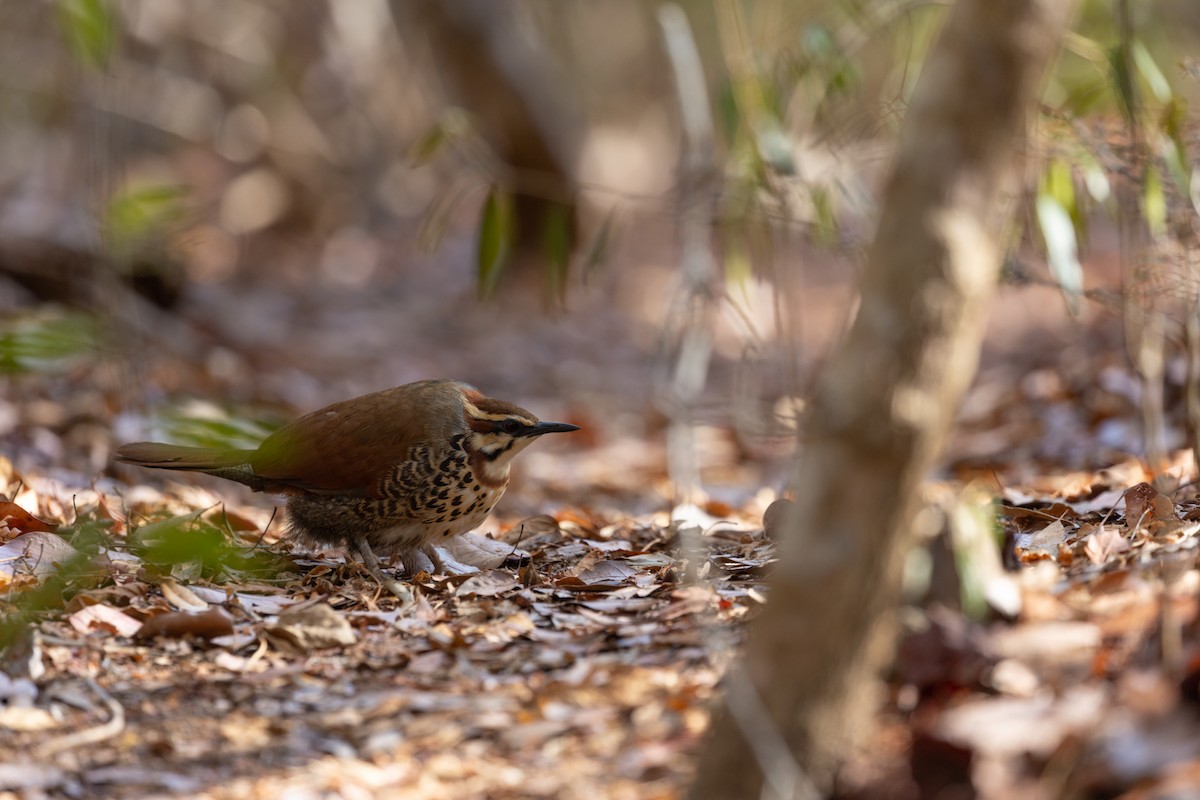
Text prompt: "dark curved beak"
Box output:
[[526, 421, 581, 437]]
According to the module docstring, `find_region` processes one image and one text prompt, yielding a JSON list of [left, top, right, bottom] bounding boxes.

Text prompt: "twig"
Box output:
[[35, 677, 126, 758], [723, 666, 820, 800]]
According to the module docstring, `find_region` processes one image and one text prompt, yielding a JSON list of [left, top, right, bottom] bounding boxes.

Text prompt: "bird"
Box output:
[[115, 379, 579, 591]]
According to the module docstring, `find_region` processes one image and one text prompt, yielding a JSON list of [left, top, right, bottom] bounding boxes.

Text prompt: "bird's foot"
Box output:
[[348, 539, 411, 600]]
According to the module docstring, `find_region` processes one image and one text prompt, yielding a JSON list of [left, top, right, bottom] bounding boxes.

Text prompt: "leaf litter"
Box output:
[[0, 455, 766, 799], [7, 362, 1200, 798]]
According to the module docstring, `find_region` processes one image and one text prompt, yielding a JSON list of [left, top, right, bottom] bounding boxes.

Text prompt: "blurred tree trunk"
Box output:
[[690, 0, 1077, 797], [396, 0, 580, 264]]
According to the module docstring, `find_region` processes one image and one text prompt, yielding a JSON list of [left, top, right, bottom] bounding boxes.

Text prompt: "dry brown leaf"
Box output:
[[0, 500, 55, 534], [266, 602, 356, 651], [0, 532, 77, 585], [1015, 520, 1067, 561], [456, 570, 521, 597], [1083, 526, 1131, 565], [136, 607, 234, 641], [159, 578, 210, 612], [559, 560, 639, 591], [67, 603, 143, 637], [1123, 482, 1176, 529], [444, 531, 529, 569]]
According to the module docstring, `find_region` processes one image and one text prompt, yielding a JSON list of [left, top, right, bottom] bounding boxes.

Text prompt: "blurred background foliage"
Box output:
[[0, 0, 1198, 469]]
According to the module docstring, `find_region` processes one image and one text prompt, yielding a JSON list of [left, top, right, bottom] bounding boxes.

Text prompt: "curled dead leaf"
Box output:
[[0, 500, 55, 534], [558, 560, 639, 591], [444, 531, 530, 569], [1123, 482, 1176, 530], [456, 569, 521, 597], [266, 602, 355, 651], [68, 603, 143, 637], [1014, 520, 1067, 561], [159, 578, 209, 612], [1083, 525, 1130, 565], [136, 607, 234, 641]]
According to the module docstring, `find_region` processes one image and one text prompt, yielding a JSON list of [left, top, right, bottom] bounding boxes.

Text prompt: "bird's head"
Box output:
[[460, 389, 579, 483]]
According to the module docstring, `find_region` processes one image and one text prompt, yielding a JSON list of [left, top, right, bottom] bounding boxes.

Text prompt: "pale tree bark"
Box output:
[[690, 0, 1078, 797]]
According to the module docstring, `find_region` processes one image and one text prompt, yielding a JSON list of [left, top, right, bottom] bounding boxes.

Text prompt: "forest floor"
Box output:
[[4, 225, 1200, 799]]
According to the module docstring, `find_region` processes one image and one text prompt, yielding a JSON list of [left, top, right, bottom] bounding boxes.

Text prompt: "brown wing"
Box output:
[[248, 380, 468, 497]]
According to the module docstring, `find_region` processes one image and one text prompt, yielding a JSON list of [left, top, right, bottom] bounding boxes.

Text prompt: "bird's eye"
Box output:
[[498, 419, 523, 435]]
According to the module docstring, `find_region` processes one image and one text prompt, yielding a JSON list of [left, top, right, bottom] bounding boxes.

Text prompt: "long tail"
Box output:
[[115, 442, 253, 471], [114, 442, 271, 491]]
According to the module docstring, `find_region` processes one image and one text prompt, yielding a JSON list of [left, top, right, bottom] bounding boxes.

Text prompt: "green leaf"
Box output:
[[157, 410, 280, 452], [724, 236, 753, 302], [1158, 98, 1193, 205], [1041, 159, 1075, 213], [407, 126, 447, 168], [541, 201, 573, 305], [0, 313, 101, 374], [105, 184, 188, 262], [56, 0, 116, 70], [476, 186, 514, 299], [408, 109, 473, 167], [1035, 194, 1083, 316], [809, 185, 837, 245], [1143, 163, 1167, 239], [131, 511, 288, 582], [582, 207, 617, 283], [1040, 158, 1086, 239], [1131, 40, 1171, 104], [1108, 44, 1137, 123], [716, 81, 741, 143]]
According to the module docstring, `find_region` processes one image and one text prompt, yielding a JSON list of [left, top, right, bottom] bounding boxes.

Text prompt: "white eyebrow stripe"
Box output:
[[463, 401, 535, 425]]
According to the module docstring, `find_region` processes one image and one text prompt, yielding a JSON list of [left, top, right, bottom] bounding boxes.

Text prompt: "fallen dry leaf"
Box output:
[[445, 531, 532, 570], [1083, 525, 1131, 564], [456, 569, 521, 597], [0, 500, 55, 534], [266, 602, 356, 651], [159, 578, 210, 612], [1015, 520, 1068, 561], [559, 560, 639, 591], [67, 603, 143, 637], [1123, 482, 1176, 529], [136, 607, 234, 641], [0, 532, 77, 585]]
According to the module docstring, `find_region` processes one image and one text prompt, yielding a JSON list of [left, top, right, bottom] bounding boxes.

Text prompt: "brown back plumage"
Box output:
[[115, 380, 475, 496]]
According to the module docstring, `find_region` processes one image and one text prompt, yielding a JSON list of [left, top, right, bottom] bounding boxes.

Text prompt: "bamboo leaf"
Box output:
[[105, 184, 188, 262], [56, 0, 116, 69], [407, 125, 448, 168], [1132, 40, 1171, 104], [1035, 193, 1083, 315], [476, 187, 513, 299], [582, 207, 617, 283], [1108, 44, 1137, 123], [1143, 163, 1167, 239], [541, 201, 573, 305]]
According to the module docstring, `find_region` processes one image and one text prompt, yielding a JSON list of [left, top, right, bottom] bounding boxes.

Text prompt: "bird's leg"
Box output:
[[420, 543, 445, 573], [348, 538, 410, 599], [397, 544, 438, 576]]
